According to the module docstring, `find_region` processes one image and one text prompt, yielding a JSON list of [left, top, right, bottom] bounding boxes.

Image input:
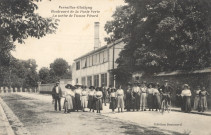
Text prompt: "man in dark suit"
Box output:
[[52, 81, 62, 111], [101, 83, 107, 106], [160, 80, 173, 105]]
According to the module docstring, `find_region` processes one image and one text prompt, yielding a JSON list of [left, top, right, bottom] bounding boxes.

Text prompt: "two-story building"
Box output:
[[72, 22, 125, 87]]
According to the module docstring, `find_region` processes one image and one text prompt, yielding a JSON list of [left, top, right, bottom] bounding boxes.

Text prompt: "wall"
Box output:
[[134, 70, 211, 109]]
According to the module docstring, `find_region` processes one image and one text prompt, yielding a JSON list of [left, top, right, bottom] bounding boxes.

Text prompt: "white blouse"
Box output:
[[133, 86, 140, 93], [75, 88, 82, 94], [116, 89, 124, 96], [181, 89, 192, 96], [88, 90, 95, 96]]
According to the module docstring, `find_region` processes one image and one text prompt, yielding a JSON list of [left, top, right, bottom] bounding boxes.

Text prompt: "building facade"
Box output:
[[72, 39, 125, 87]]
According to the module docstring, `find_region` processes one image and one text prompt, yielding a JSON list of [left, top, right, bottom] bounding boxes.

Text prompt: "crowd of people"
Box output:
[[51, 80, 209, 114]]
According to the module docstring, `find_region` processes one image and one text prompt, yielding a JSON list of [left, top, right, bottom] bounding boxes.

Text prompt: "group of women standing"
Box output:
[[193, 86, 210, 112], [62, 82, 209, 114], [63, 84, 103, 113], [123, 81, 161, 112]]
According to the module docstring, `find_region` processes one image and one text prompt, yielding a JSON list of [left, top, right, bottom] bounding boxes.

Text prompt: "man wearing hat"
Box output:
[[160, 80, 173, 107], [52, 81, 63, 111], [101, 83, 108, 106]]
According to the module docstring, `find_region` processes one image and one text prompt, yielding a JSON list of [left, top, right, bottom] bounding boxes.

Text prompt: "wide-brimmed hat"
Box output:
[[183, 84, 189, 88], [148, 82, 154, 87], [89, 86, 95, 89], [164, 80, 168, 82], [65, 84, 72, 89]]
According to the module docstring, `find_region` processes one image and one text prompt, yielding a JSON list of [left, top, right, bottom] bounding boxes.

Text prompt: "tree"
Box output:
[[105, 0, 211, 83], [50, 58, 69, 77], [39, 67, 50, 84], [0, 58, 39, 88], [0, 0, 58, 67]]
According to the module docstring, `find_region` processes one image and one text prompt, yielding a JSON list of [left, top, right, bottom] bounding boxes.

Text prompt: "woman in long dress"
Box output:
[[132, 82, 141, 111], [95, 87, 103, 113], [109, 88, 117, 113], [153, 83, 161, 111], [63, 84, 75, 113], [116, 85, 125, 113], [193, 86, 201, 111], [140, 81, 147, 111], [88, 86, 95, 112], [125, 84, 133, 111], [75, 85, 82, 111], [199, 86, 209, 112], [81, 86, 88, 112], [147, 83, 154, 111], [181, 84, 192, 113]]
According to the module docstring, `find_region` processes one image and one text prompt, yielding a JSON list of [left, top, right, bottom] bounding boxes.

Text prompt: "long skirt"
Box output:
[[140, 93, 147, 110], [75, 94, 82, 110], [182, 96, 191, 113], [109, 97, 117, 110], [88, 96, 95, 109], [193, 96, 200, 110], [117, 96, 124, 108], [133, 93, 140, 110], [125, 97, 133, 110], [81, 96, 88, 108], [95, 99, 103, 110], [63, 95, 73, 110], [72, 96, 76, 111], [147, 94, 154, 109], [199, 96, 208, 111], [153, 94, 161, 109]]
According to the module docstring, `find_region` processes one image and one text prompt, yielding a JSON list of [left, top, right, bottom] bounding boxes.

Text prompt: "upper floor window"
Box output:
[[76, 61, 80, 70]]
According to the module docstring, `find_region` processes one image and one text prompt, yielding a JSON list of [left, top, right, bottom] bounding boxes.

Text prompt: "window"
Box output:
[[76, 78, 78, 84], [76, 61, 80, 70], [89, 56, 93, 66], [94, 75, 99, 87], [96, 53, 100, 64], [81, 58, 87, 69], [103, 50, 108, 62], [101, 73, 107, 86], [87, 76, 92, 87], [100, 52, 104, 63], [82, 77, 86, 86], [93, 55, 97, 65]]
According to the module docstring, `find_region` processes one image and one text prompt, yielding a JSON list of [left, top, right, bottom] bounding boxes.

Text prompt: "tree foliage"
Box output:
[[0, 0, 58, 67], [50, 58, 69, 77], [0, 58, 39, 88], [105, 0, 211, 80]]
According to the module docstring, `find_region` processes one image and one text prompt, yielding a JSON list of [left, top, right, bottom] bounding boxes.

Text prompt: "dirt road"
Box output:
[[0, 93, 183, 135]]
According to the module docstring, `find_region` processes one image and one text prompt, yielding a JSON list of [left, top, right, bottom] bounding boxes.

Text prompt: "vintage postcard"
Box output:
[[0, 0, 210, 135]]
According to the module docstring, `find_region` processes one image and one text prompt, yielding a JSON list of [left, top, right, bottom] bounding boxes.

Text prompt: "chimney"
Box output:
[[94, 22, 100, 50]]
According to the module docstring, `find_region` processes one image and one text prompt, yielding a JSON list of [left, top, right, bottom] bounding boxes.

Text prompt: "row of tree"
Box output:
[[0, 58, 72, 88], [105, 0, 211, 84]]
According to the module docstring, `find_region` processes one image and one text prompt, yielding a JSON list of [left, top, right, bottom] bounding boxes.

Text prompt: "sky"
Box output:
[[12, 0, 125, 70]]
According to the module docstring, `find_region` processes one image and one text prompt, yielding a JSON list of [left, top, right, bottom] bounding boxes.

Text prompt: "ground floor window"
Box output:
[[101, 73, 107, 86], [87, 76, 92, 87], [82, 77, 86, 86], [94, 75, 99, 87]]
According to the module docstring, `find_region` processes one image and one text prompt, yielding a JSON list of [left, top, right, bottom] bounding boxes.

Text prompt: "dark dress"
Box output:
[[95, 91, 103, 110], [109, 97, 117, 110], [125, 89, 133, 110], [75, 88, 82, 110], [132, 86, 140, 110], [147, 88, 154, 109], [88, 90, 95, 109], [181, 89, 192, 113]]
